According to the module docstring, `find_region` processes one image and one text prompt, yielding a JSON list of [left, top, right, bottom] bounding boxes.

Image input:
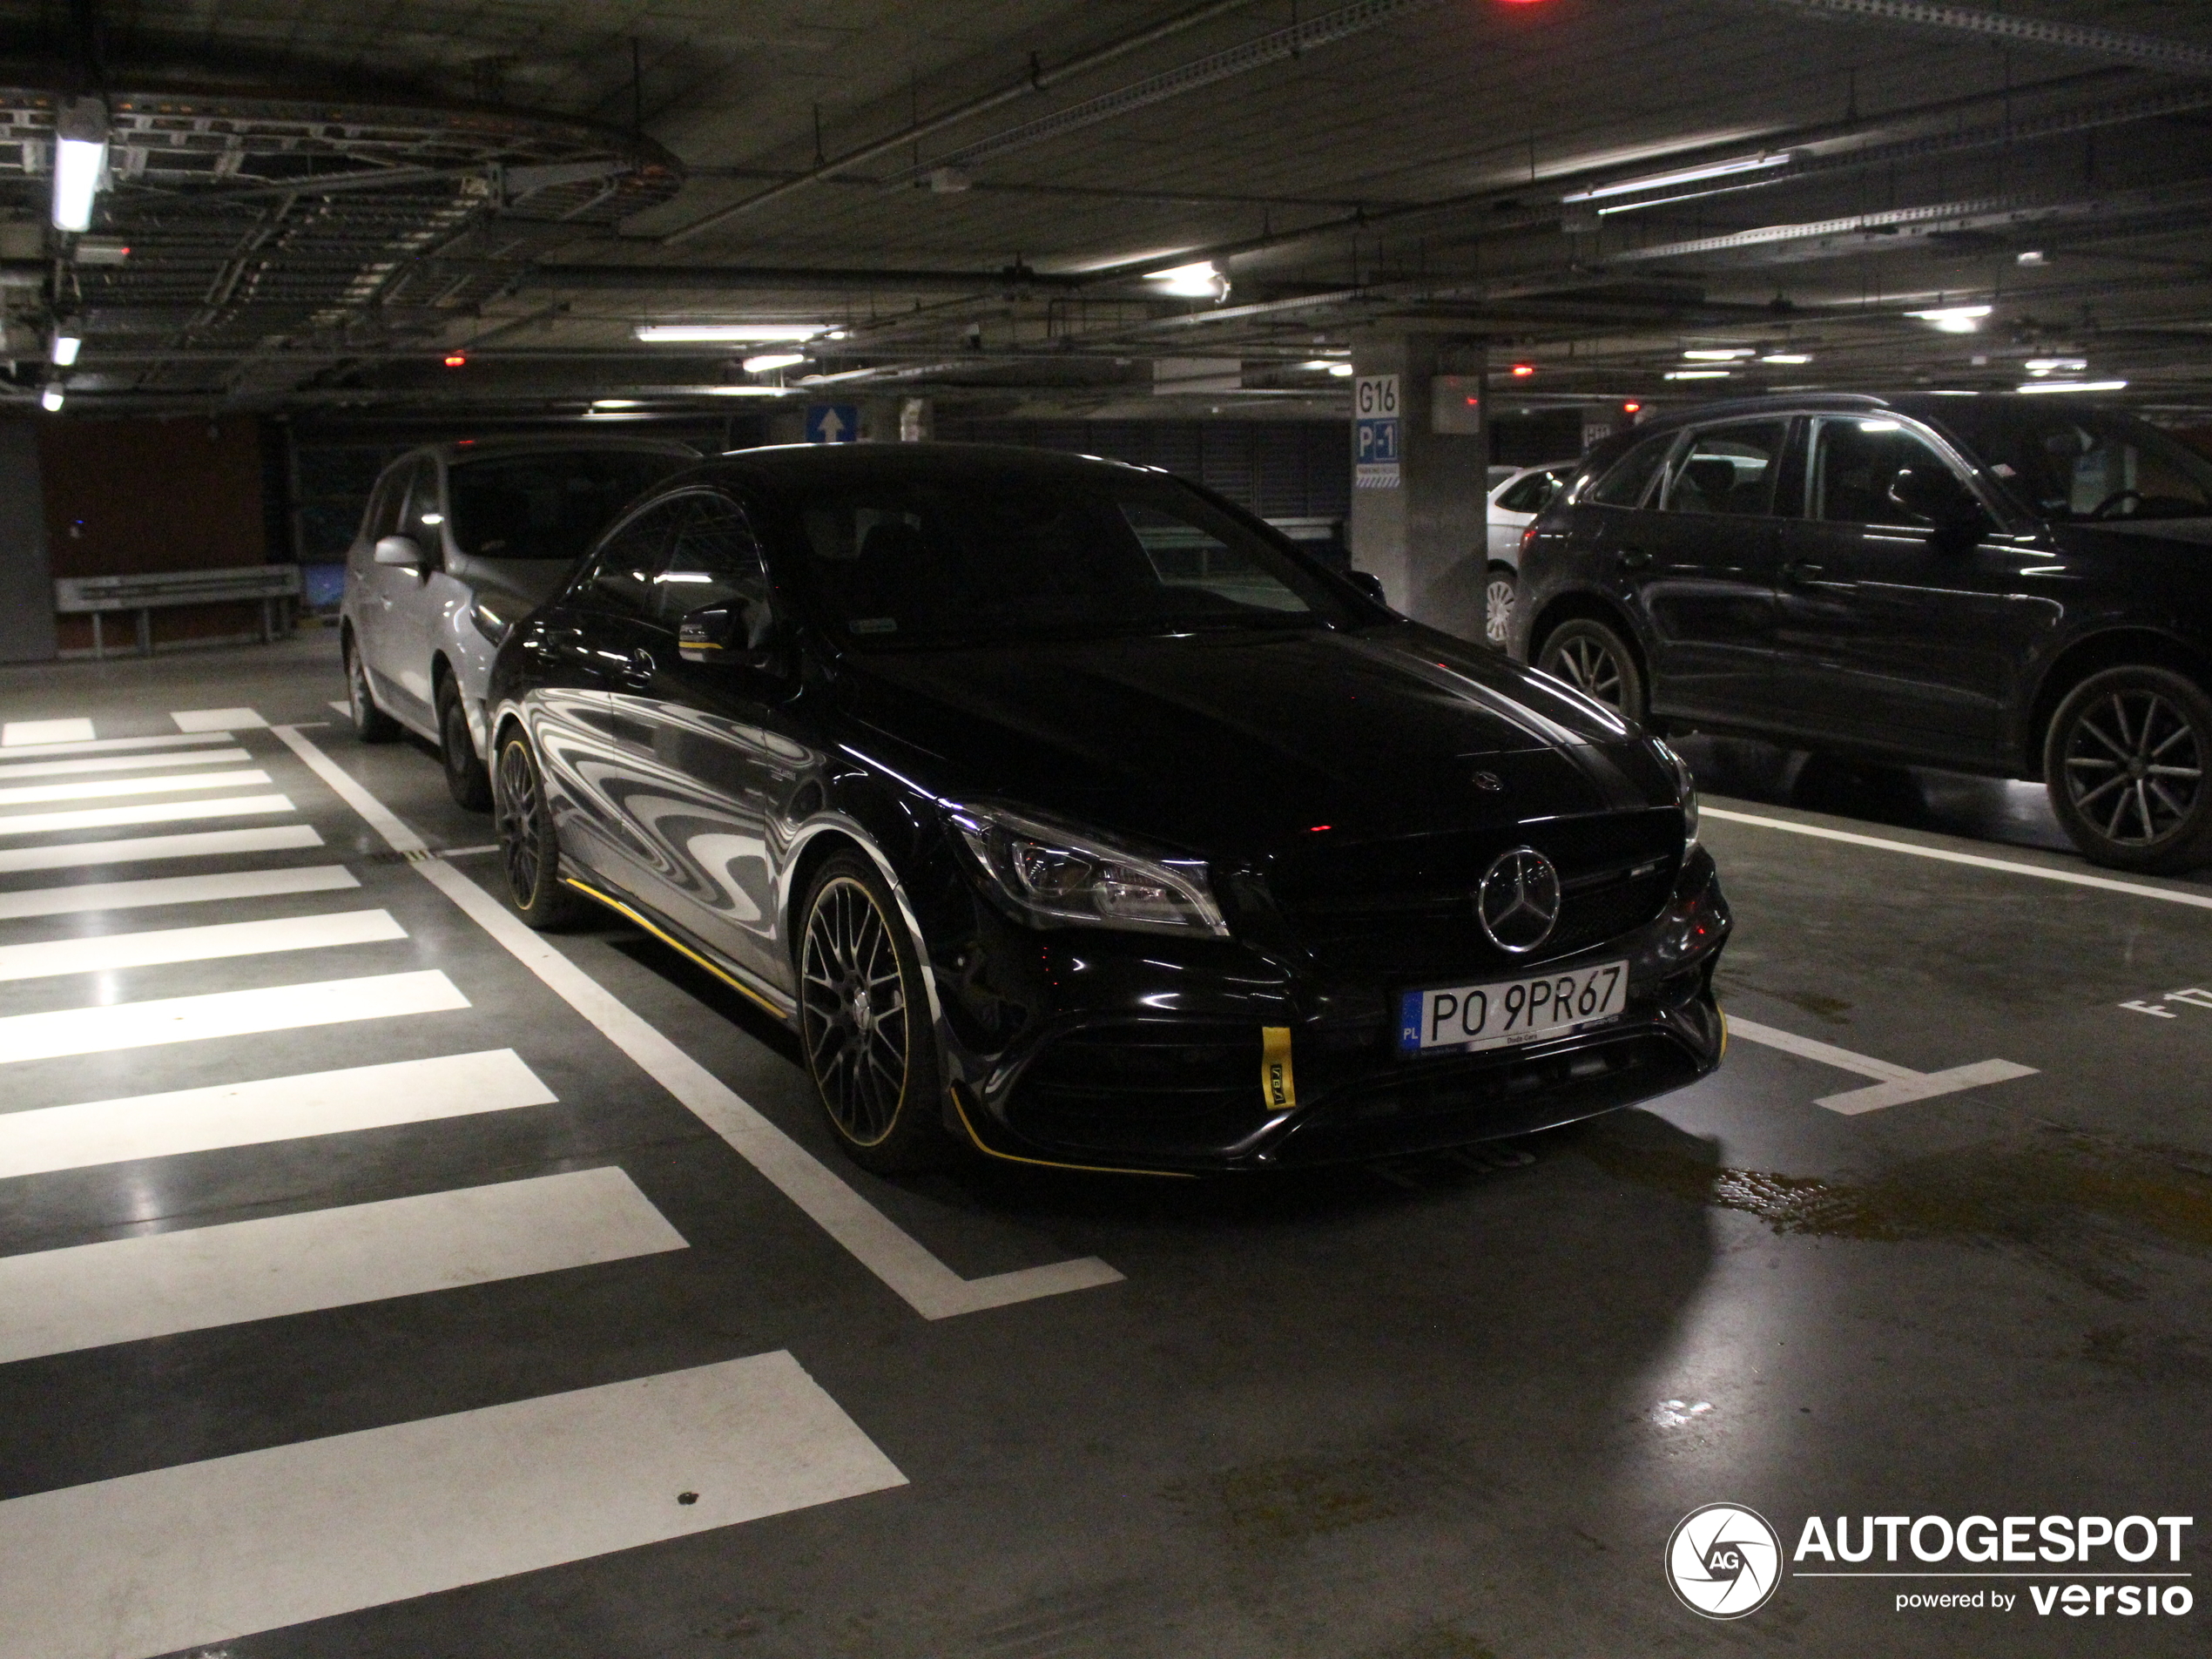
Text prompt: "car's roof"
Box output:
[[1615, 390, 2148, 435], [393, 435, 703, 469], [684, 440, 1162, 487]]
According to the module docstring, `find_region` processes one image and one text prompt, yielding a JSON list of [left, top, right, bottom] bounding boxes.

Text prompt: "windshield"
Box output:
[[448, 451, 689, 561], [779, 472, 1359, 647], [1934, 406, 2212, 523]]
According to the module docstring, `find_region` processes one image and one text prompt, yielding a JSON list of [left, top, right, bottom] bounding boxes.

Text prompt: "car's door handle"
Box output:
[[1781, 560, 1824, 584], [1617, 549, 1653, 571], [617, 648, 658, 691]]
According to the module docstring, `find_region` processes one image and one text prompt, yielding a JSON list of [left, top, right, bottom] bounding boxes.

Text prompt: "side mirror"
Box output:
[[678, 595, 781, 668], [1348, 570, 1388, 605], [373, 534, 426, 569], [1888, 467, 1987, 529]]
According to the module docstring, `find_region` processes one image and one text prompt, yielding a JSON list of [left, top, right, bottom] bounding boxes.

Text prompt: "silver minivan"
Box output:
[[341, 437, 695, 805]]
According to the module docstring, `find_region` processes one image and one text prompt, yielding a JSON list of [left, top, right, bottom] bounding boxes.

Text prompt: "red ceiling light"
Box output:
[[442, 352, 468, 368], [1510, 362, 1535, 377], [1622, 401, 1642, 413]]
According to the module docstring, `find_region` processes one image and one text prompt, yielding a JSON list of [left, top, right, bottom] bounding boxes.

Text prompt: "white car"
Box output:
[[1480, 460, 1576, 648], [341, 437, 696, 806]]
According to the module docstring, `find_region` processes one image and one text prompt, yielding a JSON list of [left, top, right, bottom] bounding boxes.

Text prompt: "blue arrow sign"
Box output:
[[806, 404, 860, 443]]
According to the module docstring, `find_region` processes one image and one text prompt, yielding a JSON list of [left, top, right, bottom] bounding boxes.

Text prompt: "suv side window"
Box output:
[[654, 494, 768, 626], [581, 496, 697, 619], [1661, 421, 1787, 516], [1809, 416, 1964, 525], [362, 462, 410, 544], [1586, 434, 1674, 507]]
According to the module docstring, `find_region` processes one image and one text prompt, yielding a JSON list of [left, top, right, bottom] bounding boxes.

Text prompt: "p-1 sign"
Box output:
[[1354, 374, 1400, 489]]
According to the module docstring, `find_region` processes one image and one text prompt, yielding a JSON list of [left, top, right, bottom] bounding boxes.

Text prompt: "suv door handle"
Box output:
[[1617, 549, 1652, 571], [616, 648, 658, 691], [1781, 560, 1824, 584]]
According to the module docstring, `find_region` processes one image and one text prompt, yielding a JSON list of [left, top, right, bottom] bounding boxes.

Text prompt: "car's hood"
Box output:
[[833, 623, 1671, 853]]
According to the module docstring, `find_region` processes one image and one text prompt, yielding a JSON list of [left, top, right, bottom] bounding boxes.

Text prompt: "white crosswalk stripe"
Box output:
[[0, 792, 296, 840], [0, 745, 250, 781], [2, 718, 95, 746], [0, 864, 357, 922], [0, 907, 405, 984], [171, 707, 267, 732], [0, 822, 324, 874], [0, 968, 468, 1063], [0, 732, 235, 761], [0, 766, 272, 807]]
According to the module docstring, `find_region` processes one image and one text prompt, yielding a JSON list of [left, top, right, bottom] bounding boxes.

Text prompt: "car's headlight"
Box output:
[[469, 597, 513, 646], [948, 801, 1228, 936], [1652, 738, 1698, 848]]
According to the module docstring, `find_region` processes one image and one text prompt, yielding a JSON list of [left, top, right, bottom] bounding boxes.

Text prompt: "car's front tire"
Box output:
[[437, 677, 494, 812], [2046, 664, 2212, 873], [1483, 565, 1518, 651], [798, 853, 948, 1174], [344, 631, 401, 743], [493, 733, 583, 927], [1536, 617, 1647, 723]]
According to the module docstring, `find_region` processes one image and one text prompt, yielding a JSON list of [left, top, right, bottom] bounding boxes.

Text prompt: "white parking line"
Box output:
[[271, 723, 1125, 1321], [0, 969, 468, 1066], [0, 1049, 556, 1180], [0, 746, 251, 781], [0, 1166, 685, 1365], [1703, 804, 2212, 913], [0, 865, 358, 922], [0, 767, 272, 807], [0, 908, 405, 985], [0, 793, 297, 840], [1725, 1015, 2038, 1115], [0, 1350, 906, 1659], [171, 707, 266, 732], [0, 732, 235, 762], [0, 823, 324, 875], [2, 718, 95, 746]]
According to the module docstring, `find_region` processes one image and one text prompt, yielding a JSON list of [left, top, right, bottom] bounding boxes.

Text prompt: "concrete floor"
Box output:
[[0, 631, 2205, 1658]]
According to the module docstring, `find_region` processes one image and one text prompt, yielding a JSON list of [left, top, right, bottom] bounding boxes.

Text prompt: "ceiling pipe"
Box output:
[[657, 0, 1262, 246], [1735, 0, 2212, 79]]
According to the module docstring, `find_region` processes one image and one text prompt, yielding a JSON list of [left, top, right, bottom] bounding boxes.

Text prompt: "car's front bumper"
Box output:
[[936, 846, 1730, 1175]]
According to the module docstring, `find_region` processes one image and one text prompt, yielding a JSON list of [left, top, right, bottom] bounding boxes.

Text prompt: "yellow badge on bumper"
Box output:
[[1262, 1025, 1296, 1112]]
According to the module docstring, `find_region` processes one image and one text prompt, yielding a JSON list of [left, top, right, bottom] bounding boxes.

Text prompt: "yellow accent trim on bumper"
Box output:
[[560, 876, 789, 1021], [948, 1084, 1197, 1179], [1262, 1025, 1296, 1111], [1718, 1007, 1729, 1060]]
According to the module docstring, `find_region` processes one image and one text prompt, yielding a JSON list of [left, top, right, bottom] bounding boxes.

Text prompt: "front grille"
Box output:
[[1264, 808, 1681, 978], [1008, 1022, 1270, 1156]]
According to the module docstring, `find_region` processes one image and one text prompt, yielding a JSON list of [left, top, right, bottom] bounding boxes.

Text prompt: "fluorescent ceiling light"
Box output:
[[1144, 260, 1225, 299], [1664, 369, 1730, 380], [590, 399, 642, 409], [1683, 348, 1753, 361], [1562, 152, 1793, 205], [1905, 305, 1992, 334], [50, 333, 81, 367], [51, 96, 107, 233], [1761, 352, 1811, 364], [1298, 359, 1345, 371], [2015, 379, 2127, 395], [39, 384, 64, 412], [699, 384, 796, 396], [1327, 362, 1353, 377], [1858, 420, 1902, 432], [741, 352, 806, 374], [2023, 357, 2087, 375], [633, 323, 826, 343]]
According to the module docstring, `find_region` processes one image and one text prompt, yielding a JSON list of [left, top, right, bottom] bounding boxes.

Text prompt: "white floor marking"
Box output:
[[1725, 1015, 2038, 1116], [0, 822, 323, 875], [0, 1350, 905, 1659], [171, 706, 266, 732], [0, 864, 357, 922], [0, 1048, 556, 1180], [1704, 804, 2212, 914], [327, 699, 351, 716], [0, 732, 233, 761], [0, 792, 295, 840], [1, 718, 95, 746], [0, 745, 251, 781], [0, 969, 468, 1066], [0, 766, 271, 807], [272, 723, 1123, 1319], [0, 1166, 686, 1365], [0, 908, 404, 985]]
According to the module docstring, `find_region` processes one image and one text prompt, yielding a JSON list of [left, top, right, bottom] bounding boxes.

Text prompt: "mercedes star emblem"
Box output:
[[1476, 846, 1561, 954]]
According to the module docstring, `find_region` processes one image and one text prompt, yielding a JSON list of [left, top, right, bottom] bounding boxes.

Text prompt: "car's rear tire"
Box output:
[[493, 733, 583, 928], [344, 631, 401, 743], [2045, 665, 2212, 873], [797, 853, 949, 1175], [1483, 565, 1518, 651], [1536, 617, 1647, 723], [437, 677, 494, 812]]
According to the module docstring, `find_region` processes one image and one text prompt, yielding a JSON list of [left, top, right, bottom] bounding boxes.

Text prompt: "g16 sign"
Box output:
[[1354, 374, 1400, 489]]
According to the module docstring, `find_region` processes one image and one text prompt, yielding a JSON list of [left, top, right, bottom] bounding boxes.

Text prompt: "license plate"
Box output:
[[1399, 960, 1628, 1055]]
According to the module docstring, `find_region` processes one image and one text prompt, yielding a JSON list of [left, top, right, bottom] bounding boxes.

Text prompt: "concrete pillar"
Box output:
[[1346, 334, 1490, 644], [0, 422, 57, 663]]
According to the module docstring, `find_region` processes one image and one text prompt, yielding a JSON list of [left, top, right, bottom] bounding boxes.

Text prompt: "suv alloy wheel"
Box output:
[[2046, 664, 2212, 873], [1536, 617, 1647, 723]]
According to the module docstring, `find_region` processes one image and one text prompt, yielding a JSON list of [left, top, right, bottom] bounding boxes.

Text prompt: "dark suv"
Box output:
[[1512, 393, 2212, 873]]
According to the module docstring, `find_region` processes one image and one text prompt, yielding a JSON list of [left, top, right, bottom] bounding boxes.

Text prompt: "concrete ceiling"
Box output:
[[4, 0, 2209, 421]]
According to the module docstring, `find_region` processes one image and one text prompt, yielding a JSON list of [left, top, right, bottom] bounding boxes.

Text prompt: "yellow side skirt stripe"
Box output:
[[560, 876, 792, 1022]]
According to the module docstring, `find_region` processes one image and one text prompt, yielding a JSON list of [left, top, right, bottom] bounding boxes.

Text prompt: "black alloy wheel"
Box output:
[[345, 632, 401, 743], [1536, 617, 1647, 723], [437, 678, 494, 811], [1483, 568, 1518, 650], [494, 734, 582, 927], [2046, 665, 2212, 873], [798, 854, 947, 1173]]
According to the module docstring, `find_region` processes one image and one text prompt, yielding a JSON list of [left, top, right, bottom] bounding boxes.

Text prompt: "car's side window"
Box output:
[[1497, 469, 1563, 514], [582, 496, 696, 619], [1660, 422, 1787, 516], [1585, 434, 1675, 508], [1810, 417, 1964, 526], [400, 462, 447, 561], [654, 495, 768, 627]]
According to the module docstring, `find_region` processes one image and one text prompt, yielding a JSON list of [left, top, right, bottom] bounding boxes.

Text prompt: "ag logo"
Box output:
[[1666, 1503, 1783, 1619]]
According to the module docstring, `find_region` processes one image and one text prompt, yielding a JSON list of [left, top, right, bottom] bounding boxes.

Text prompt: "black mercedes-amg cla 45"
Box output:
[[486, 444, 1729, 1176]]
